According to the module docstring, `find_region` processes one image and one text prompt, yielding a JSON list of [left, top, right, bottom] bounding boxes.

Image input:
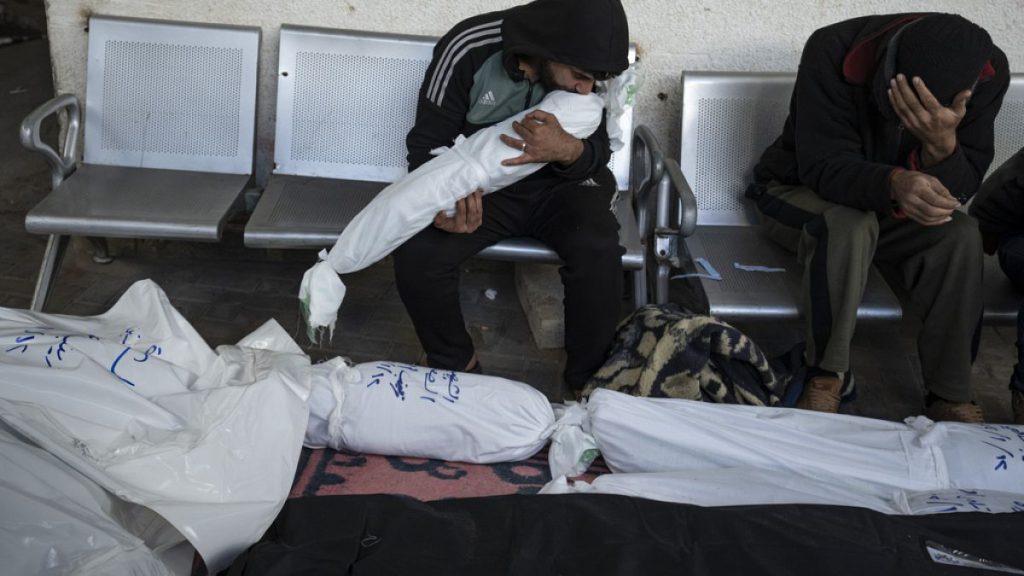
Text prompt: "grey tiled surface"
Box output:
[[1, 38, 1018, 421]]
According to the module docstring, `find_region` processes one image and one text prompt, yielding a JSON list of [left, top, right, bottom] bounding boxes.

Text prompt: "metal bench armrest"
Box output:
[[649, 158, 699, 305], [19, 93, 81, 190], [629, 124, 666, 239], [661, 158, 697, 238]]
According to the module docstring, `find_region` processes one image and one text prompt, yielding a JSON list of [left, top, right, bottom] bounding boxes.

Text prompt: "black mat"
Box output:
[[223, 493, 1024, 575]]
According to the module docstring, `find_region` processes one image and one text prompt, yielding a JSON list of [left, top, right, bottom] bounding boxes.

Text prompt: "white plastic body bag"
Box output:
[[304, 358, 556, 464], [299, 90, 605, 338], [541, 468, 1024, 515], [545, 389, 1024, 511], [0, 280, 311, 573]]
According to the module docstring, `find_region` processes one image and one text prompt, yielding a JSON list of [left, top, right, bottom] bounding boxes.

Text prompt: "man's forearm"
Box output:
[[919, 135, 957, 168], [557, 138, 585, 167]]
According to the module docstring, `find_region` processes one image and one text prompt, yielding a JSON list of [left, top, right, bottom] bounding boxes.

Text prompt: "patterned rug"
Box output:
[[290, 446, 608, 500]]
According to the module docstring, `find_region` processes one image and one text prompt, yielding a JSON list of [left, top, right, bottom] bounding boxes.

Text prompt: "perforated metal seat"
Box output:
[[244, 26, 646, 303], [673, 72, 901, 323], [20, 16, 260, 310], [26, 165, 249, 240]]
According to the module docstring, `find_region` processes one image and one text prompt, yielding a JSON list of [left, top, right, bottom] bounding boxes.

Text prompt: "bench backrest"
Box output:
[[83, 16, 259, 175], [680, 72, 794, 226], [992, 74, 1024, 175], [681, 72, 1024, 227], [273, 25, 636, 189]]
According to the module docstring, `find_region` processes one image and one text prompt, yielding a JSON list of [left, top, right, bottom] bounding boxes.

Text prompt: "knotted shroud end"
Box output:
[[298, 259, 347, 345]]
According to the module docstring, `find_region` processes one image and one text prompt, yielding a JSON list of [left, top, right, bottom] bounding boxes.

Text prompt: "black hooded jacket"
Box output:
[[751, 13, 1010, 214], [969, 148, 1024, 245], [405, 0, 629, 184]]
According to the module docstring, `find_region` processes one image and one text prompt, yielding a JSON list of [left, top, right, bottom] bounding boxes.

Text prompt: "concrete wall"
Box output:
[[44, 0, 1023, 184]]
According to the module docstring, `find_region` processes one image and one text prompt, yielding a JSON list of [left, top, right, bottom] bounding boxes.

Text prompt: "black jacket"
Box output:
[[752, 13, 1010, 214], [405, 0, 629, 184], [969, 148, 1024, 246]]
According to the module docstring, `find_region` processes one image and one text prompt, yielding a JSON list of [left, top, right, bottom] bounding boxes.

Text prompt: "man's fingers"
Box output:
[[526, 110, 554, 124], [903, 198, 953, 225], [512, 120, 535, 138], [433, 193, 483, 233], [913, 214, 953, 227], [894, 75, 926, 116], [951, 89, 971, 118], [911, 76, 944, 113], [888, 82, 918, 126], [921, 180, 961, 210], [467, 191, 482, 228], [499, 134, 524, 151], [888, 85, 910, 122], [501, 151, 533, 167]]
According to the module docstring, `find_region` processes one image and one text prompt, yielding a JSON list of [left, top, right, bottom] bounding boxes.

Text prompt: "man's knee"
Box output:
[[799, 206, 877, 268], [393, 231, 450, 286], [822, 206, 879, 247], [934, 215, 983, 262], [558, 228, 623, 272]]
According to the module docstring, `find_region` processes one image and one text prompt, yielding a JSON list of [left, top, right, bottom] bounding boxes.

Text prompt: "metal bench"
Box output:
[[244, 25, 648, 305], [19, 16, 260, 311], [650, 71, 1023, 325]]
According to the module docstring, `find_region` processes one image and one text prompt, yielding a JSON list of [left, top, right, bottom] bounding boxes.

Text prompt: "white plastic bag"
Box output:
[[0, 280, 311, 573], [304, 358, 555, 463], [913, 419, 1024, 493], [0, 422, 183, 575], [571, 388, 942, 490], [904, 488, 1024, 514], [547, 401, 599, 479], [542, 471, 1024, 515], [574, 389, 1024, 497], [599, 61, 638, 152], [541, 467, 909, 515], [300, 90, 605, 339]]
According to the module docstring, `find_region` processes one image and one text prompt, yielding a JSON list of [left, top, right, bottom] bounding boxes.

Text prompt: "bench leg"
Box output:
[[655, 264, 671, 305], [632, 269, 647, 307], [30, 234, 69, 312], [87, 237, 114, 264]]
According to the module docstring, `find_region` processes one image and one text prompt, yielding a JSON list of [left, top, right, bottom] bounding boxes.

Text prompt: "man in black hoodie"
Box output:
[[393, 0, 630, 393], [970, 149, 1024, 424], [749, 13, 1009, 422]]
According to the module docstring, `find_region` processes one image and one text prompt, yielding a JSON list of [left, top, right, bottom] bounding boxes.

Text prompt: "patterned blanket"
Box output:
[[583, 304, 802, 406]]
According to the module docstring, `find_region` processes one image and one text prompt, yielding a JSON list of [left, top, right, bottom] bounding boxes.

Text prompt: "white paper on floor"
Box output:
[[299, 90, 605, 340], [544, 388, 1024, 511], [304, 357, 556, 463], [0, 280, 311, 573]]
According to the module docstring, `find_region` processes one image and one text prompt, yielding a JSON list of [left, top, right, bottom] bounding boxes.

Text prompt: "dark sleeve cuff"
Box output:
[[888, 167, 907, 219], [550, 138, 601, 181], [920, 145, 971, 201]]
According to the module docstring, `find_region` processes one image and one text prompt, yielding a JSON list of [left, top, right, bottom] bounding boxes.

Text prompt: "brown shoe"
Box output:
[[796, 375, 842, 413], [925, 399, 985, 424], [1013, 390, 1024, 425]]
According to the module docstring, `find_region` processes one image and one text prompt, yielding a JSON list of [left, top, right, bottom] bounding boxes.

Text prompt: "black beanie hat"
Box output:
[[893, 14, 992, 107]]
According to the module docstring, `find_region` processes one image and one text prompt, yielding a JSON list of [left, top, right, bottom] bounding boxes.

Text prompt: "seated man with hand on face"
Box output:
[[749, 13, 1010, 422]]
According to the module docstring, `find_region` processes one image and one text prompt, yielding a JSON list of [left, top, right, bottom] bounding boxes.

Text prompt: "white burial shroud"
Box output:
[[544, 388, 1024, 514], [299, 90, 606, 338], [0, 280, 311, 573]]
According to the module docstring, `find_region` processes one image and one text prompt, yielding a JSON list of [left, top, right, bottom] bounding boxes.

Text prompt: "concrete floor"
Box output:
[[1, 36, 1019, 422]]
